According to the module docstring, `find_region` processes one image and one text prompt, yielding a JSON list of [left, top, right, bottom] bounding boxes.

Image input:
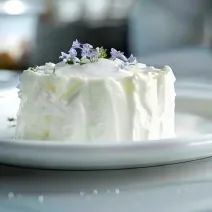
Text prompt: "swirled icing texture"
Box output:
[[15, 58, 176, 142]]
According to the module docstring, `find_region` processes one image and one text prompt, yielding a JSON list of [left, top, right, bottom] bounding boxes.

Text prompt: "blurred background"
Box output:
[[0, 0, 212, 80]]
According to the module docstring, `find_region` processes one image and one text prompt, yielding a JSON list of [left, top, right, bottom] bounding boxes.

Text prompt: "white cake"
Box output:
[[15, 40, 176, 142]]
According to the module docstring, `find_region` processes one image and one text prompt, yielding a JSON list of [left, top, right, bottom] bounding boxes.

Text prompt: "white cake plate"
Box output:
[[0, 82, 212, 170]]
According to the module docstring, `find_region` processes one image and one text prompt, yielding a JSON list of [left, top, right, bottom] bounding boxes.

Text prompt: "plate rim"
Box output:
[[1, 133, 212, 149]]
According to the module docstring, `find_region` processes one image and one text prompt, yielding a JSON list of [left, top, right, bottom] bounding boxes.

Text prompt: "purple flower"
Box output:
[[83, 43, 93, 49], [118, 54, 128, 62], [110, 48, 119, 60], [89, 49, 98, 57], [68, 48, 77, 58], [59, 40, 107, 65], [59, 52, 70, 62], [59, 50, 77, 63], [72, 39, 81, 48], [88, 49, 99, 62], [81, 43, 93, 58], [110, 48, 127, 62], [128, 54, 137, 63], [59, 52, 68, 59], [81, 49, 89, 58]]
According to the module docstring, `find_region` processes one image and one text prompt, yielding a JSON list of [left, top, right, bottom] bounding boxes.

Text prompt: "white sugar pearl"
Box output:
[[115, 189, 120, 194], [80, 191, 85, 196], [93, 190, 98, 195], [38, 195, 44, 203], [8, 192, 15, 199]]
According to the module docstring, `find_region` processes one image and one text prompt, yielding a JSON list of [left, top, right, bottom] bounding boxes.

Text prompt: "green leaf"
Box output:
[[79, 60, 86, 65], [30, 65, 38, 71], [98, 47, 107, 58]]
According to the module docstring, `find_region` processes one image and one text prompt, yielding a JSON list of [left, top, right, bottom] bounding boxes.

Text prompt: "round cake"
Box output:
[[15, 40, 176, 142]]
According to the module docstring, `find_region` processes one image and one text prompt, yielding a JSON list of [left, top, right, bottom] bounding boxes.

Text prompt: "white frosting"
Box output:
[[15, 58, 176, 142]]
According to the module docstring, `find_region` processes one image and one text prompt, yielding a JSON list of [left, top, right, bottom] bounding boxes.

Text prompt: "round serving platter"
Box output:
[[0, 81, 212, 170]]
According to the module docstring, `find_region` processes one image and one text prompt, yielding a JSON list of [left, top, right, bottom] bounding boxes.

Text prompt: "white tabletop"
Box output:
[[1, 158, 212, 212]]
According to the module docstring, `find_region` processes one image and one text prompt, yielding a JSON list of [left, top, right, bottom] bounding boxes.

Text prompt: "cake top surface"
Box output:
[[26, 39, 172, 78]]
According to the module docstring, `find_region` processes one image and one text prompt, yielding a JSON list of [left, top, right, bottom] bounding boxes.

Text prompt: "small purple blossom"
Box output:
[[128, 54, 137, 63], [118, 54, 128, 62], [81, 49, 89, 58], [59, 52, 68, 59], [81, 43, 94, 58], [88, 49, 98, 58], [59, 49, 77, 63], [68, 48, 77, 58], [110, 48, 127, 62], [72, 39, 81, 48], [83, 43, 93, 49], [59, 52, 71, 62], [110, 48, 119, 60], [59, 39, 108, 65]]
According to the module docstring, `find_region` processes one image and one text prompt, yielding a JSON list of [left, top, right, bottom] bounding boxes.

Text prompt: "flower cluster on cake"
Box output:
[[15, 40, 176, 142]]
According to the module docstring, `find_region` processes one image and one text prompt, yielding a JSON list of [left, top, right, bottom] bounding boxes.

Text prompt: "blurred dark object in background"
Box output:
[[33, 20, 128, 65], [0, 0, 211, 71], [0, 52, 17, 69]]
